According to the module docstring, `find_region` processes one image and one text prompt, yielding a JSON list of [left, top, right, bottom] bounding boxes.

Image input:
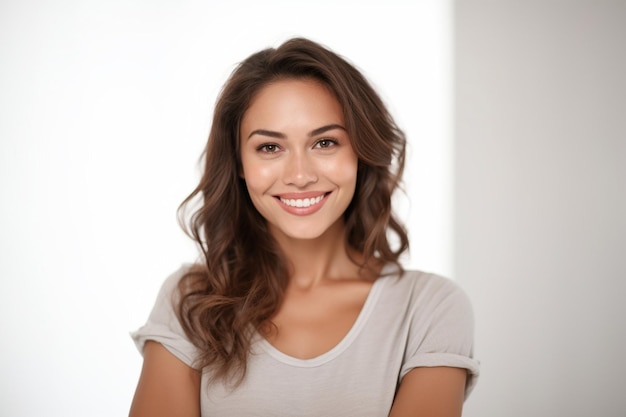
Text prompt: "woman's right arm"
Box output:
[[129, 341, 201, 417]]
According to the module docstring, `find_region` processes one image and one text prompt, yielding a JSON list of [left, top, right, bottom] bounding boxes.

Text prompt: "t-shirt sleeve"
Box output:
[[130, 266, 199, 368], [399, 274, 480, 398]]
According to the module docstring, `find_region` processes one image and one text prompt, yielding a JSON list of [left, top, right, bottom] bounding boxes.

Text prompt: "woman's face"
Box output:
[[239, 78, 358, 242]]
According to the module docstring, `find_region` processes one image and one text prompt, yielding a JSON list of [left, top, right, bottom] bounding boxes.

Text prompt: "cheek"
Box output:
[[324, 154, 358, 186], [242, 160, 277, 195]]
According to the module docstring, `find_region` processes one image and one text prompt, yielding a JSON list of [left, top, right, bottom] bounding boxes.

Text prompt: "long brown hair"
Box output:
[[176, 37, 409, 384]]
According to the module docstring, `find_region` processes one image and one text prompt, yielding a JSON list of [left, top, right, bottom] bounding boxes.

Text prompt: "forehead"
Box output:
[[241, 78, 344, 132]]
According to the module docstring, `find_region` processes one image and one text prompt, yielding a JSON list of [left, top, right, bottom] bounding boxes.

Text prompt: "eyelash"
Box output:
[[256, 138, 338, 153], [257, 143, 281, 153], [314, 138, 338, 149]]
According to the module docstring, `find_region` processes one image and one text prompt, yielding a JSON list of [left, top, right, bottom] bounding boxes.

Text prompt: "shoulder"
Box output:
[[382, 268, 479, 396], [131, 263, 203, 368], [382, 267, 472, 316], [377, 266, 476, 361], [154, 263, 204, 304], [409, 270, 473, 328]]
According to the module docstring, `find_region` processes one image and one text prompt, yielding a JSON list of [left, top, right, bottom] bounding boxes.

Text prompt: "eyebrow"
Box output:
[[246, 124, 346, 140]]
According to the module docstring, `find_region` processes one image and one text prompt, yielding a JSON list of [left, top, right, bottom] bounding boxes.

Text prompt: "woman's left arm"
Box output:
[[388, 366, 467, 417]]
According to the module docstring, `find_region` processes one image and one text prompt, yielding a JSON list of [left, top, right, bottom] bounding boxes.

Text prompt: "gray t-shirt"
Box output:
[[132, 264, 480, 416]]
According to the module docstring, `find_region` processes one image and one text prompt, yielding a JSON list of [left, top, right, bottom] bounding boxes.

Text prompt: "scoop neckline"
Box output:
[[255, 264, 398, 367]]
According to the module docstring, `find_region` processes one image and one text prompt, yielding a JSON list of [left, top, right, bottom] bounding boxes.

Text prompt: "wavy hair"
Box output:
[[176, 37, 409, 385]]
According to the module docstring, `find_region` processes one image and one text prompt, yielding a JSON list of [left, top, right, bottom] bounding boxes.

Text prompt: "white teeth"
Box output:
[[280, 195, 324, 208]]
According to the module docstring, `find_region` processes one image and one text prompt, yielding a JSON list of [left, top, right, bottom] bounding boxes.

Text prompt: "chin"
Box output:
[[269, 220, 339, 242], [279, 228, 328, 241]]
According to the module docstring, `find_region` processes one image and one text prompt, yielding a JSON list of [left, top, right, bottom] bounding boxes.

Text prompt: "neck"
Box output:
[[270, 220, 366, 289]]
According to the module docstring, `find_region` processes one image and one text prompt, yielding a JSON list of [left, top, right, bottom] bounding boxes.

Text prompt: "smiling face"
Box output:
[[239, 78, 358, 242]]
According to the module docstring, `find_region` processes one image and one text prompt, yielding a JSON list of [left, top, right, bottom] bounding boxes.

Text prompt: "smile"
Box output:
[[279, 194, 325, 208]]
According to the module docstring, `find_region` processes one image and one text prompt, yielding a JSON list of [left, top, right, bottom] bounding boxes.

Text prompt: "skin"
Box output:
[[129, 78, 467, 417], [129, 341, 201, 417], [240, 78, 374, 358], [240, 78, 358, 246]]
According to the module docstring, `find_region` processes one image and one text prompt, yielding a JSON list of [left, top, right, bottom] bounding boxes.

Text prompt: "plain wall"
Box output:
[[454, 1, 626, 416]]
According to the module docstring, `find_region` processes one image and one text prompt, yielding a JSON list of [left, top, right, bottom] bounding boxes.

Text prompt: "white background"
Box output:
[[0, 1, 452, 415]]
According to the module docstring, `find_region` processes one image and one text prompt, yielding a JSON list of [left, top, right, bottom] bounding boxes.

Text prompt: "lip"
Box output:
[[274, 191, 330, 215]]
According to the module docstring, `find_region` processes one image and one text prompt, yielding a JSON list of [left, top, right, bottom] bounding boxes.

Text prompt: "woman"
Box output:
[[130, 37, 479, 417]]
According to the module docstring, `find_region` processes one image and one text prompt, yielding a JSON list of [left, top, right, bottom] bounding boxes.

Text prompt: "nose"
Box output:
[[283, 150, 318, 188]]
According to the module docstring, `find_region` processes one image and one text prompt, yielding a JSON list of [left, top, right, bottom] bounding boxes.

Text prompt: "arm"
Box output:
[[388, 366, 467, 417], [129, 341, 201, 417]]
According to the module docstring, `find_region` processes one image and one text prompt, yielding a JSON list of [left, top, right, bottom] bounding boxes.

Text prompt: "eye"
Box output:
[[314, 138, 337, 149], [257, 143, 281, 153]]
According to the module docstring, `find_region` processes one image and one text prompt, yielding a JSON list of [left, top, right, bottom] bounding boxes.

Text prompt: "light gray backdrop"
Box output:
[[455, 1, 626, 416]]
